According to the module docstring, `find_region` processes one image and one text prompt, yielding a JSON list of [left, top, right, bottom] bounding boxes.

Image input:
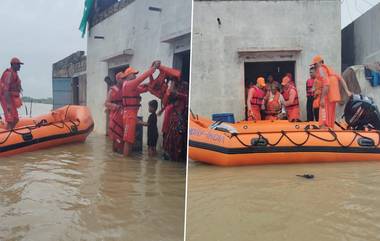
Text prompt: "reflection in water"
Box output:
[[187, 161, 380, 241], [0, 135, 185, 241]]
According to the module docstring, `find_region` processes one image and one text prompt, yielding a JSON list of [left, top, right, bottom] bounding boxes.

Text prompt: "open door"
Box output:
[[173, 50, 190, 82], [244, 61, 296, 119]]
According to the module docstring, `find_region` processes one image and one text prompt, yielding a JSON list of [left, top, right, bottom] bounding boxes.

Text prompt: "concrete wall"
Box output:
[[191, 0, 341, 121], [341, 4, 380, 115], [87, 0, 191, 135], [342, 3, 380, 67], [52, 51, 87, 107], [53, 51, 86, 78]]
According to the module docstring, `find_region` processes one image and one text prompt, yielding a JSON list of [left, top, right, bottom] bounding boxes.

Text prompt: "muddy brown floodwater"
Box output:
[[0, 134, 186, 241], [186, 161, 380, 241]]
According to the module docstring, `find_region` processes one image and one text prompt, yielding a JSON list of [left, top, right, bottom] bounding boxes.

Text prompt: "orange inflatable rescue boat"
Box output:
[[0, 105, 94, 157], [189, 95, 380, 166]]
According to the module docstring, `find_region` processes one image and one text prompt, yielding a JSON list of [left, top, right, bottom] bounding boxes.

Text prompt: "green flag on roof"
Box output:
[[79, 0, 94, 38]]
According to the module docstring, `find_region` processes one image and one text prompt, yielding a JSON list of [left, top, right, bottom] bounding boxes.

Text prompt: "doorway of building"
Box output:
[[173, 50, 190, 82], [109, 65, 129, 88], [244, 61, 295, 119], [172, 50, 190, 160]]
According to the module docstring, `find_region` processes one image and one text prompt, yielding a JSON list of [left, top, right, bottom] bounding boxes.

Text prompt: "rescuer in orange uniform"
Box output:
[[105, 72, 124, 153], [122, 60, 160, 156], [281, 75, 300, 121], [247, 77, 266, 121], [311, 55, 352, 128], [0, 58, 24, 129]]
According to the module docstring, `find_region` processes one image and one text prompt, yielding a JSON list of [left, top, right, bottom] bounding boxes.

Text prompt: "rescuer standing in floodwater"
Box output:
[[105, 72, 125, 154], [0, 58, 24, 129], [122, 60, 161, 156]]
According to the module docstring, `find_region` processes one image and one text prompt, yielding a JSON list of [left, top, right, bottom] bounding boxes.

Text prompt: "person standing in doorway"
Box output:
[[306, 67, 317, 121], [264, 84, 285, 120], [266, 74, 280, 91], [247, 77, 266, 121], [0, 58, 24, 129], [281, 75, 300, 122]]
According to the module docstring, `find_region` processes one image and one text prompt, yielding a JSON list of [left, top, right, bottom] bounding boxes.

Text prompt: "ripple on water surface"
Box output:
[[0, 134, 186, 241], [187, 161, 380, 241]]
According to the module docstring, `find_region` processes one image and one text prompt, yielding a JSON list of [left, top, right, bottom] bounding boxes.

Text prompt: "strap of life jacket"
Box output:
[[251, 97, 264, 105]]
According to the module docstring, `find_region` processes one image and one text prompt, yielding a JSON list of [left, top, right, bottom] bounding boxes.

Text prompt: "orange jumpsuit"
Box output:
[[282, 83, 300, 121], [122, 68, 153, 144], [265, 91, 281, 120], [317, 64, 341, 128], [105, 85, 123, 149], [248, 86, 265, 121], [0, 68, 22, 123]]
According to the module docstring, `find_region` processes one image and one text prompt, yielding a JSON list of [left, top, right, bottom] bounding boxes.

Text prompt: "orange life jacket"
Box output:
[[265, 92, 281, 115], [108, 86, 123, 140], [313, 78, 323, 109], [250, 86, 265, 107], [0, 68, 21, 93], [0, 68, 22, 108], [122, 85, 142, 110], [109, 85, 122, 105], [122, 68, 154, 110], [318, 64, 342, 103], [148, 65, 181, 100], [282, 84, 299, 110], [148, 73, 168, 99]]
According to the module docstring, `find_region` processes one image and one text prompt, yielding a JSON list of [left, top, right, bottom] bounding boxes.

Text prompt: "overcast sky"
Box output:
[[0, 0, 379, 98], [0, 0, 86, 98], [341, 0, 380, 28]]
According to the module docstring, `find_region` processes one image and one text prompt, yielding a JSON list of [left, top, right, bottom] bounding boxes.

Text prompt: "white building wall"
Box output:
[[191, 0, 341, 121], [87, 0, 191, 135]]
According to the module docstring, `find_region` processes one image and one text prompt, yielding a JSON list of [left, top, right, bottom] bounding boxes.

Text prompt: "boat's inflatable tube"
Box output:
[[189, 114, 380, 166], [0, 105, 94, 157]]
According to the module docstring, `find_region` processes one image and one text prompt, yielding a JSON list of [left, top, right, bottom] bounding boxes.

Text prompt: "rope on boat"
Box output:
[[231, 127, 380, 149], [0, 105, 81, 144]]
